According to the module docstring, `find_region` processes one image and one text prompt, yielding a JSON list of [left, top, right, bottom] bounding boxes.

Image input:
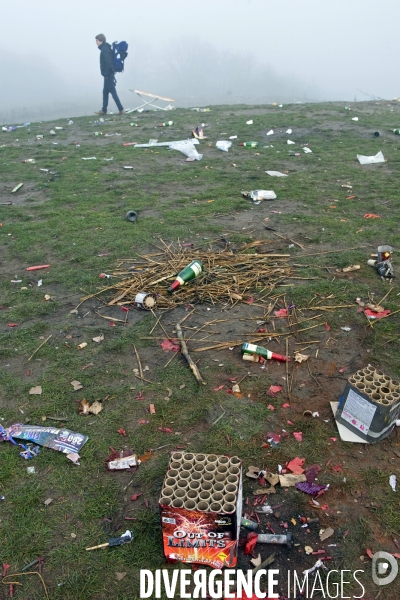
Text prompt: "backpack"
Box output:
[[112, 41, 128, 73]]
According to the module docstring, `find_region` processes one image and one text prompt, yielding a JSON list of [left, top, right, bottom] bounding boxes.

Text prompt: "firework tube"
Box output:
[[165, 478, 177, 488], [225, 483, 237, 495], [196, 501, 209, 512], [207, 454, 218, 464], [371, 393, 381, 402], [241, 342, 287, 363], [373, 370, 384, 382], [224, 493, 236, 504], [229, 456, 241, 467], [199, 491, 211, 501], [257, 533, 293, 546], [222, 503, 235, 514], [213, 482, 224, 493], [211, 492, 224, 503], [218, 456, 230, 466], [174, 489, 186, 499], [181, 462, 192, 471], [187, 490, 199, 500], [159, 497, 172, 506], [184, 499, 196, 511], [191, 471, 202, 481], [180, 470, 191, 480], [227, 473, 239, 483], [26, 265, 51, 271], [171, 452, 183, 462], [210, 502, 222, 512], [177, 480, 189, 490], [205, 463, 217, 473], [228, 465, 240, 475], [171, 498, 184, 508], [203, 472, 214, 482], [163, 487, 175, 498], [189, 480, 201, 491], [202, 482, 213, 492]]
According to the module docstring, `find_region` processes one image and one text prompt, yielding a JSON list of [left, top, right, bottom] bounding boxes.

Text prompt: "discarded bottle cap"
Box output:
[[134, 292, 157, 310], [126, 210, 138, 222], [373, 131, 381, 137]]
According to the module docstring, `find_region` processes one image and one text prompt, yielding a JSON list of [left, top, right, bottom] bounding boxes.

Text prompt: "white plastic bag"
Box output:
[[266, 171, 287, 177], [216, 140, 232, 152], [357, 151, 385, 165], [168, 140, 203, 160]]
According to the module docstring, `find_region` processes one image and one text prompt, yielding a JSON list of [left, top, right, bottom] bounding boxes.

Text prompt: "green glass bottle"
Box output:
[[159, 121, 174, 127], [238, 141, 259, 148], [130, 123, 140, 127], [241, 342, 287, 362], [393, 129, 400, 135], [168, 260, 204, 293]]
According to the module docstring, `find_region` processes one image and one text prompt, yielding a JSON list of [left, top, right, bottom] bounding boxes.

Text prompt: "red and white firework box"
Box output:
[[159, 452, 243, 568]]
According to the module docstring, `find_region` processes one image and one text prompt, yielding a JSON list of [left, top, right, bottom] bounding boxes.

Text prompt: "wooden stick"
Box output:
[[297, 245, 367, 257], [95, 312, 126, 323], [133, 345, 143, 379], [163, 351, 179, 369], [176, 319, 206, 385], [27, 335, 52, 362], [286, 339, 291, 402], [86, 542, 109, 551], [134, 374, 154, 384], [270, 230, 306, 250], [377, 287, 393, 307], [307, 360, 321, 388]]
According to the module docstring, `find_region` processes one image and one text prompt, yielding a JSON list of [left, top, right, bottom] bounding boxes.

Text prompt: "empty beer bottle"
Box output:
[[159, 121, 174, 127], [130, 123, 140, 127], [168, 260, 204, 293], [238, 141, 259, 148], [241, 342, 287, 362], [393, 129, 400, 135]]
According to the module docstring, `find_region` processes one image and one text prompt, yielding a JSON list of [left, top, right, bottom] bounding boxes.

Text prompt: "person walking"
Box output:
[[95, 34, 124, 115]]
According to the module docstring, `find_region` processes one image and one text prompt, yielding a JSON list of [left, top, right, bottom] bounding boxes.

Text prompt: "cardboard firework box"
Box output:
[[159, 452, 243, 568], [336, 366, 400, 443]]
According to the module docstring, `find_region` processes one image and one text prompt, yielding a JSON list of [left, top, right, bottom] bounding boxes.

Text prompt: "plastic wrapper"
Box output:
[[168, 140, 202, 160], [216, 140, 232, 152]]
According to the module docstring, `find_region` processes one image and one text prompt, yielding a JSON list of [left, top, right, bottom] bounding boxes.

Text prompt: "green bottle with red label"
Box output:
[[168, 260, 204, 293], [241, 342, 287, 362]]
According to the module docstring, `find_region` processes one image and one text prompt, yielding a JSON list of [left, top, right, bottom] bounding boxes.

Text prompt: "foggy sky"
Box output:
[[1, 0, 399, 120]]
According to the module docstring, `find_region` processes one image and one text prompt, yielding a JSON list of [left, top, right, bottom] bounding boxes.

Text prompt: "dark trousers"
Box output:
[[102, 76, 123, 113]]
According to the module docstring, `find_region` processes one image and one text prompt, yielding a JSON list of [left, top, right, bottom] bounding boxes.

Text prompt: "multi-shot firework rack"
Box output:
[[159, 452, 243, 568], [336, 366, 400, 443]]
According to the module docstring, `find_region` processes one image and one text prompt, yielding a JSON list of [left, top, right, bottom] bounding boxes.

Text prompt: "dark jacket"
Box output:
[[98, 42, 114, 78]]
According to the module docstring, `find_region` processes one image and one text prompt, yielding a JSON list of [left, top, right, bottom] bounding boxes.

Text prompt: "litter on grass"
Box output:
[[266, 171, 287, 177], [0, 423, 88, 456], [216, 140, 232, 152], [357, 151, 385, 165]]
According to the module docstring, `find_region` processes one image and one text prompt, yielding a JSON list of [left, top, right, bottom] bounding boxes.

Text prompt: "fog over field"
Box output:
[[1, 0, 399, 121]]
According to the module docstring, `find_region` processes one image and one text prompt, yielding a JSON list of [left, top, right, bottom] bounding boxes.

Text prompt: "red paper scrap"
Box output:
[[324, 322, 331, 331], [213, 385, 225, 391], [109, 321, 115, 327], [364, 213, 381, 219], [26, 265, 50, 271], [267, 404, 275, 410], [267, 385, 283, 397], [364, 308, 391, 319], [282, 403, 290, 408], [117, 428, 127, 436], [330, 437, 337, 442], [274, 308, 288, 318], [149, 404, 155, 414], [244, 532, 258, 555], [293, 432, 303, 442], [130, 493, 143, 501], [137, 419, 149, 425], [366, 549, 374, 559], [161, 339, 180, 352], [7, 323, 18, 327], [287, 457, 305, 474], [266, 432, 281, 443], [158, 427, 173, 433], [331, 464, 343, 473]]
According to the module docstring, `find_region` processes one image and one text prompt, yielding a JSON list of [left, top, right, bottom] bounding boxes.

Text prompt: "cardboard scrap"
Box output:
[[279, 474, 307, 487], [250, 554, 262, 567], [320, 527, 334, 541], [79, 399, 103, 415], [29, 386, 42, 395], [294, 353, 309, 363], [93, 334, 104, 343], [71, 380, 83, 391]]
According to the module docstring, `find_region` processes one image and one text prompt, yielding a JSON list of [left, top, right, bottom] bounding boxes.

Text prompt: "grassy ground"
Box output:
[[1, 101, 400, 599]]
